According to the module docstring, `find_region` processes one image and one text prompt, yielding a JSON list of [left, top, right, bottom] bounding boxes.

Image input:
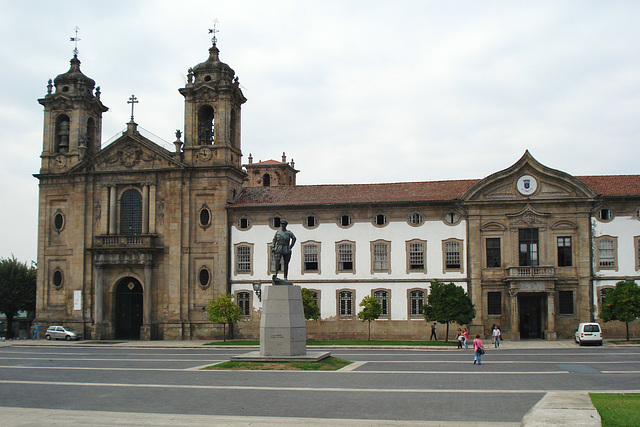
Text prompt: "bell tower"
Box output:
[[178, 34, 246, 168], [38, 44, 108, 173]]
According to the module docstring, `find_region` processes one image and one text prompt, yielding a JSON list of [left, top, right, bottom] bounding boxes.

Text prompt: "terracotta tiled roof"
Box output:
[[231, 180, 479, 207], [231, 175, 640, 208], [246, 159, 282, 166], [577, 175, 640, 197]]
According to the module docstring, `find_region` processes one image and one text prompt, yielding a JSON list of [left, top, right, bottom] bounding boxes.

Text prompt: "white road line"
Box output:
[[0, 379, 555, 393], [0, 357, 217, 362]]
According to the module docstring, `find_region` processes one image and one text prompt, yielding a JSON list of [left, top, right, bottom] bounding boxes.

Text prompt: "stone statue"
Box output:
[[271, 219, 296, 282]]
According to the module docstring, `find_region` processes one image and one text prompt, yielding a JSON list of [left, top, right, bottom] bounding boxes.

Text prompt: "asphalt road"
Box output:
[[0, 344, 639, 425]]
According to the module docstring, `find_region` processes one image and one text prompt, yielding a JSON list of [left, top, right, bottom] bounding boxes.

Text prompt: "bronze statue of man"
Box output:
[[271, 219, 296, 281]]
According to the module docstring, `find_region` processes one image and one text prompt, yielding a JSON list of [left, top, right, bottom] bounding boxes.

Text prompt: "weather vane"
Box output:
[[70, 26, 81, 56], [208, 19, 219, 45], [127, 94, 139, 122]]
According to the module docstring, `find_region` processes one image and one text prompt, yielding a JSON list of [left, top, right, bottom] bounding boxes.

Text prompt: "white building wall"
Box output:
[[591, 215, 640, 313], [231, 218, 467, 320]]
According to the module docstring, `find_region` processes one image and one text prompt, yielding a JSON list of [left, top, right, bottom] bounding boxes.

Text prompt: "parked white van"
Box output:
[[574, 323, 603, 346]]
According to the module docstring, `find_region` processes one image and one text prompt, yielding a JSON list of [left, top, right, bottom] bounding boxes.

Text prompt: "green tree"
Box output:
[[301, 288, 320, 320], [599, 279, 640, 341], [357, 295, 382, 341], [206, 294, 244, 342], [0, 256, 37, 339], [421, 280, 476, 342]]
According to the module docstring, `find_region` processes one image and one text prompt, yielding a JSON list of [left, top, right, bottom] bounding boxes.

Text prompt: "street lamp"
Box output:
[[252, 281, 262, 302]]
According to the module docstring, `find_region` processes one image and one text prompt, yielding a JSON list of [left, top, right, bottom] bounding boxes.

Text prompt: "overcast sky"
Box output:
[[1, 0, 639, 264]]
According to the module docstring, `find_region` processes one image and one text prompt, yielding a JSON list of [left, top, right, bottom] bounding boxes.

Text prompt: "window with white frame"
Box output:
[[635, 236, 640, 270], [406, 240, 426, 273], [236, 291, 251, 316], [596, 236, 617, 270], [371, 240, 390, 273], [443, 239, 463, 272], [235, 244, 253, 274], [408, 212, 423, 226], [336, 241, 355, 273], [373, 289, 389, 316], [409, 289, 425, 317], [302, 241, 320, 273], [338, 290, 354, 316]]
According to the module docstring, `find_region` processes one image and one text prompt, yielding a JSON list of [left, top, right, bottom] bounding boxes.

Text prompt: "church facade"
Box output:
[[35, 40, 640, 340]]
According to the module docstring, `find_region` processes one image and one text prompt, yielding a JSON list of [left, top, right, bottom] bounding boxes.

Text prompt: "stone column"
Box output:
[[142, 184, 149, 234], [545, 289, 557, 340], [108, 186, 117, 235], [91, 260, 106, 340], [140, 257, 153, 341], [510, 290, 520, 340]]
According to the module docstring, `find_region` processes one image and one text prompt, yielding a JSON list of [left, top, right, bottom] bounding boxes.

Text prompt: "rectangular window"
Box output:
[[557, 237, 572, 267], [597, 237, 616, 269], [303, 242, 319, 272], [487, 292, 502, 315], [372, 241, 390, 272], [486, 238, 501, 268], [373, 290, 389, 316], [444, 240, 462, 271], [337, 242, 355, 272], [636, 237, 640, 271], [407, 240, 426, 272], [235, 244, 252, 274], [236, 292, 250, 316], [338, 290, 353, 316], [409, 290, 424, 316], [519, 228, 539, 267], [558, 290, 574, 315]]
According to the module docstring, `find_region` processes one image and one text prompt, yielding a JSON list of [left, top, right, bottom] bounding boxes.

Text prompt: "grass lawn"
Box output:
[[591, 393, 640, 427], [206, 339, 457, 346], [204, 356, 351, 371]]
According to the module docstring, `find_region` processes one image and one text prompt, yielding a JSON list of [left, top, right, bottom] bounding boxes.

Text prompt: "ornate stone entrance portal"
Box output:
[[115, 278, 143, 339]]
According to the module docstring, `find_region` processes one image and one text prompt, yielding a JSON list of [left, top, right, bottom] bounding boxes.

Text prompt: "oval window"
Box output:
[[199, 208, 211, 226], [53, 212, 65, 231], [53, 270, 63, 288], [198, 267, 210, 288]]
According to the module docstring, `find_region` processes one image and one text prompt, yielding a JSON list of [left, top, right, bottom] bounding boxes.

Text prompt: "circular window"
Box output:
[[198, 205, 212, 229], [304, 215, 318, 229], [338, 214, 353, 228], [597, 208, 614, 222], [53, 211, 65, 232], [52, 269, 64, 289], [198, 267, 211, 289], [408, 212, 424, 226], [62, 86, 69, 92], [373, 214, 388, 227], [204, 75, 212, 82], [237, 217, 251, 230], [443, 211, 461, 225]]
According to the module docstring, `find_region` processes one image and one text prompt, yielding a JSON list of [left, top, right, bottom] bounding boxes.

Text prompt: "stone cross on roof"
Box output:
[[70, 26, 81, 57], [127, 94, 139, 122]]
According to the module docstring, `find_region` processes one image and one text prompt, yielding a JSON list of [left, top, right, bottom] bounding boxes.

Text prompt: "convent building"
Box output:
[[35, 39, 640, 341]]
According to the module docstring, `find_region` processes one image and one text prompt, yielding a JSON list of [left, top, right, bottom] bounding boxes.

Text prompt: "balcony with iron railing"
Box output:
[[92, 234, 159, 250], [506, 265, 555, 279]]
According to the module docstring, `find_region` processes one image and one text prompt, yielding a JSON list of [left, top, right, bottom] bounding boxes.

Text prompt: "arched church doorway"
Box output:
[[115, 278, 143, 339], [519, 293, 545, 339]]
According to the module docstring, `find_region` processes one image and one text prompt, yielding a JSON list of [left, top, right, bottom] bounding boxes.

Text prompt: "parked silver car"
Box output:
[[45, 326, 82, 341]]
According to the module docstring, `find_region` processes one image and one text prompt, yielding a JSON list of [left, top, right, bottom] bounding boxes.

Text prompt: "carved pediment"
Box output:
[[507, 205, 549, 230], [463, 151, 597, 201], [83, 133, 184, 173]]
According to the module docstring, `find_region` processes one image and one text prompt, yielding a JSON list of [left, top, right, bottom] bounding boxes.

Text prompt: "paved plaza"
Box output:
[[1, 339, 638, 426]]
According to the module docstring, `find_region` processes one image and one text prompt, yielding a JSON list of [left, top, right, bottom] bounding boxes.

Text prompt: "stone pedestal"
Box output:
[[232, 284, 331, 362], [140, 324, 152, 341], [260, 285, 306, 356]]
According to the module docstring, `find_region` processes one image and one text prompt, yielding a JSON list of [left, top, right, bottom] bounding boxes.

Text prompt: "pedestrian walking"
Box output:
[[463, 328, 469, 350], [456, 328, 463, 349], [429, 322, 438, 341], [33, 323, 39, 340], [473, 334, 484, 365], [492, 325, 501, 348]]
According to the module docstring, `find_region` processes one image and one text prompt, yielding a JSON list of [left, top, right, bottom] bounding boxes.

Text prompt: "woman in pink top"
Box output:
[[463, 328, 469, 350], [473, 334, 484, 365]]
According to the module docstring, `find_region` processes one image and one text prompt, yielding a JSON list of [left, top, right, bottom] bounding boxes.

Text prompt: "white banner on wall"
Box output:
[[74, 290, 82, 311]]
